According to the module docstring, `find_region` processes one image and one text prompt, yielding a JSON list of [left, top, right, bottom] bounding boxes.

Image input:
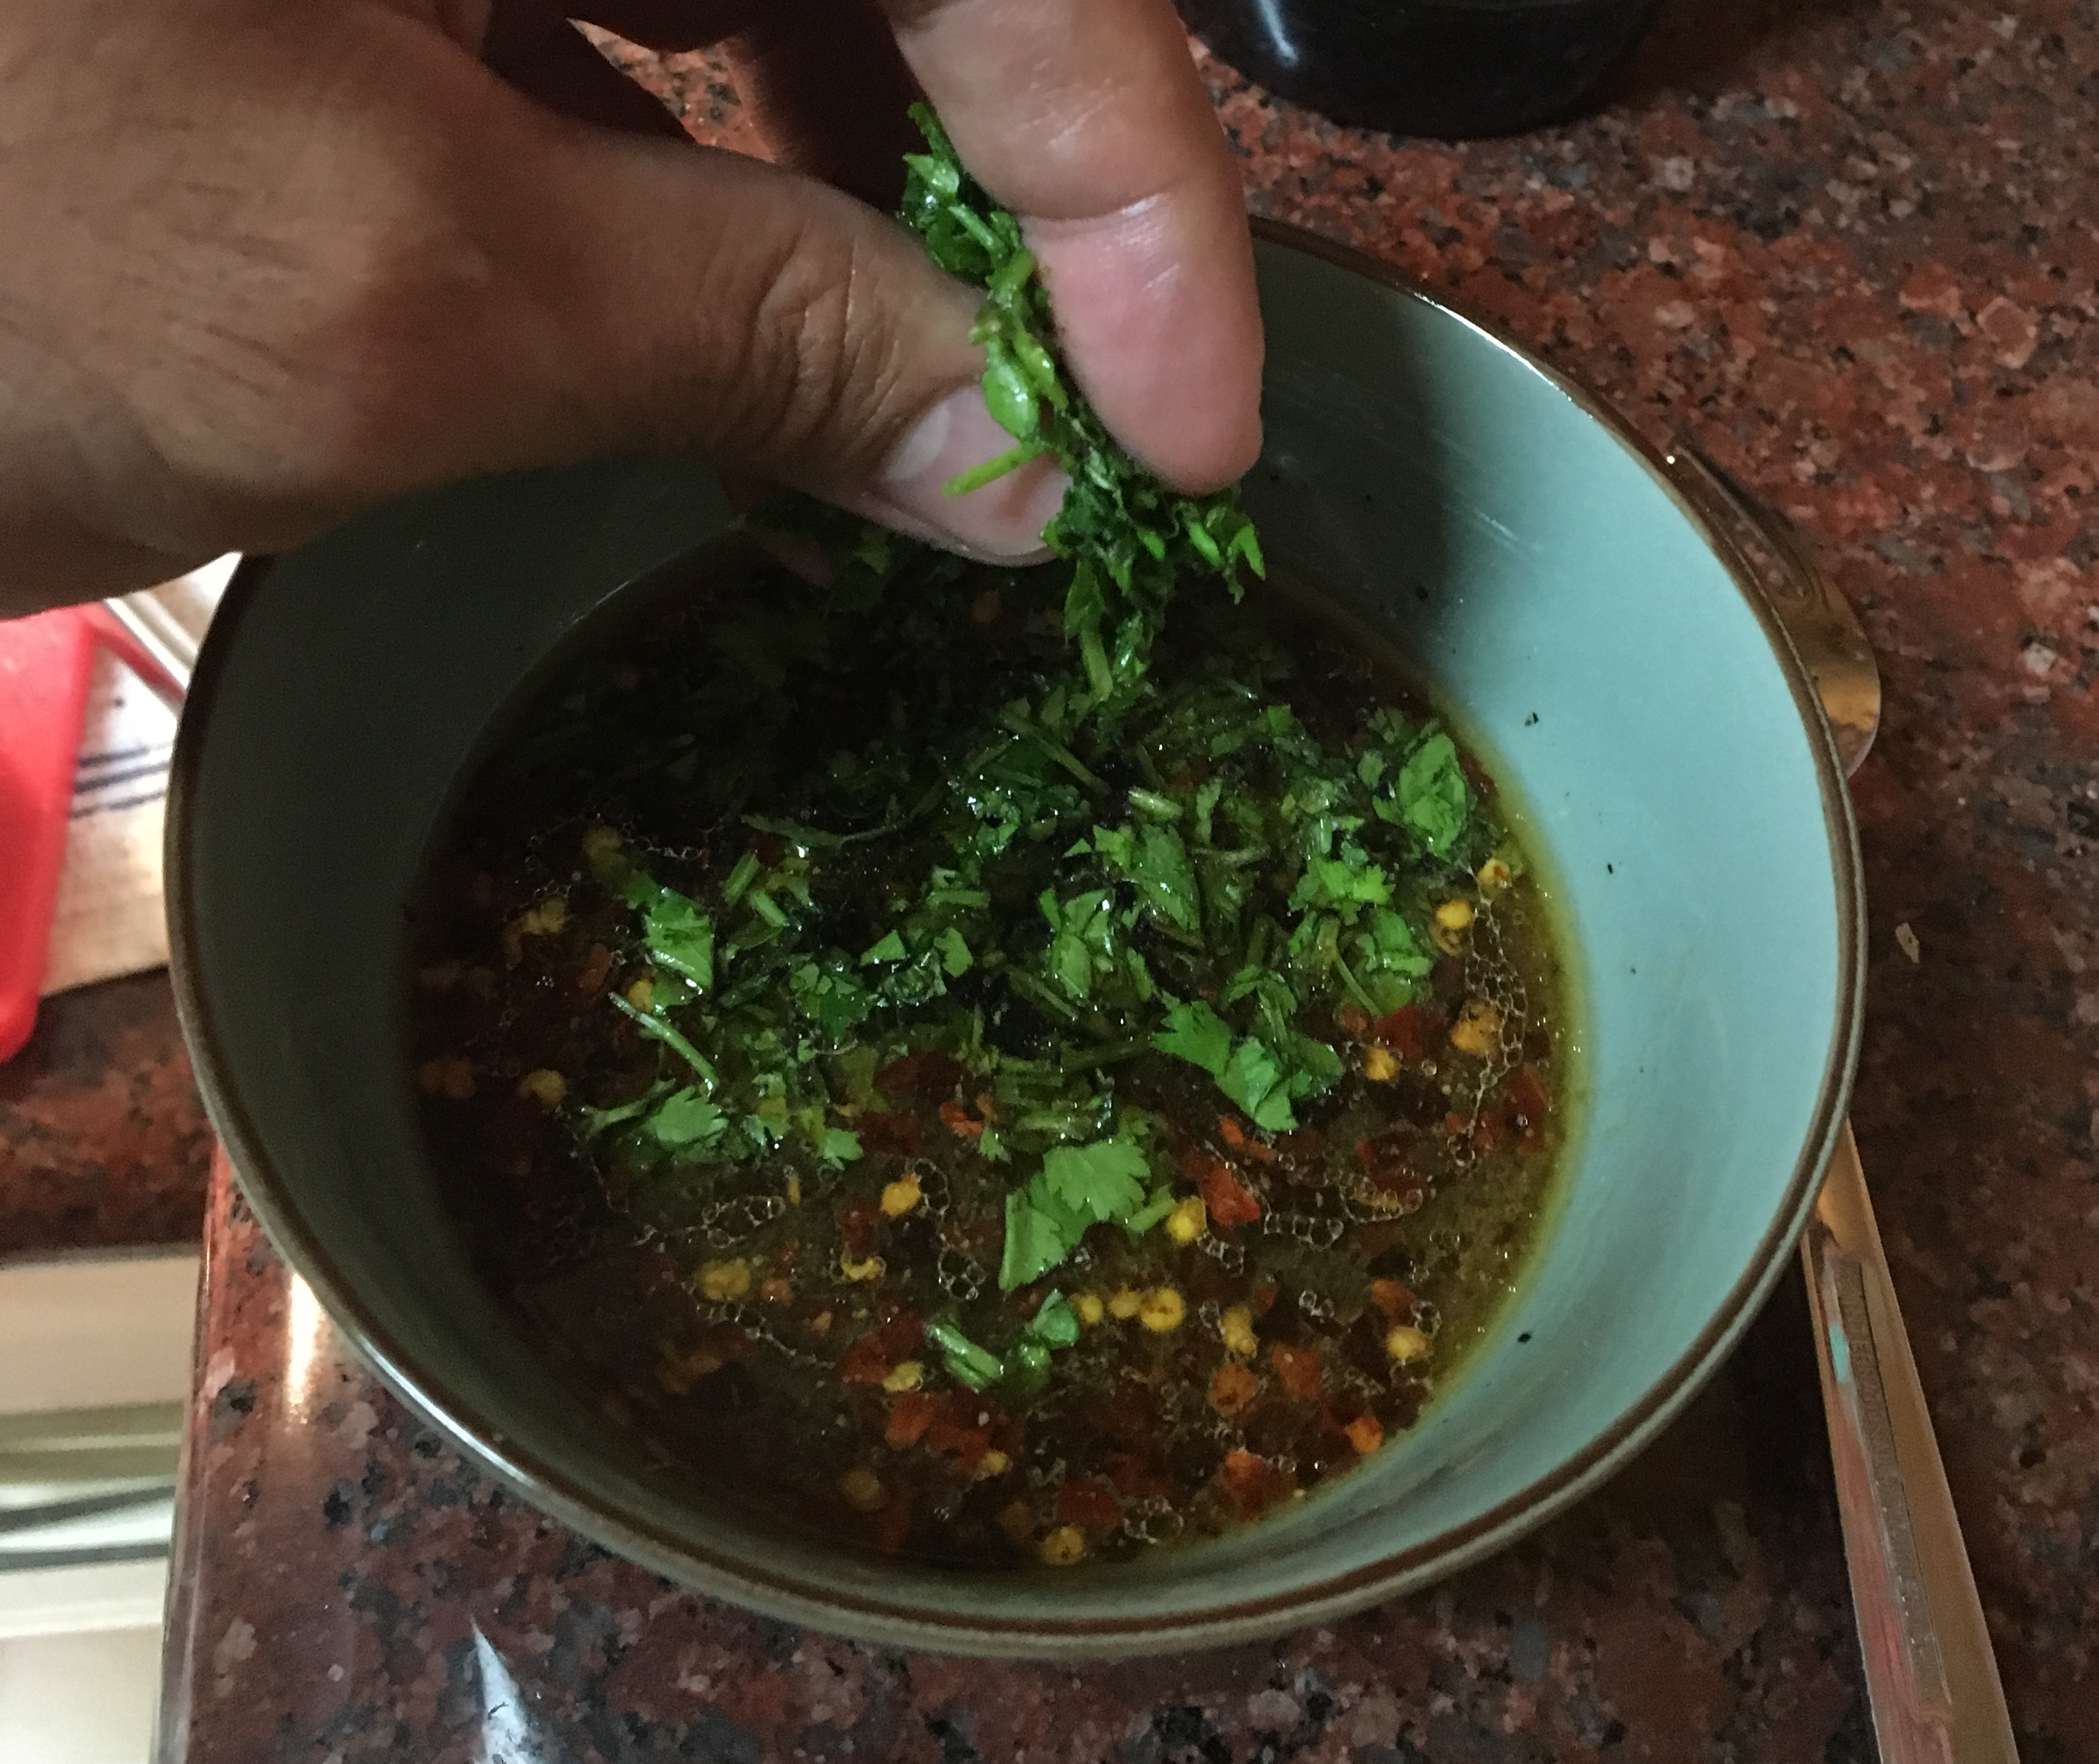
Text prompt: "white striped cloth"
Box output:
[[40, 559, 234, 998]]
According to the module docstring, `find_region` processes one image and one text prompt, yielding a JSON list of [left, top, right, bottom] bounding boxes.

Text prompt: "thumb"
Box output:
[[482, 111, 1068, 561]]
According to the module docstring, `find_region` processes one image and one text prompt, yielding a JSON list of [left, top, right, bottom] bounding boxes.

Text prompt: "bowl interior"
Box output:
[[171, 231, 1856, 1655]]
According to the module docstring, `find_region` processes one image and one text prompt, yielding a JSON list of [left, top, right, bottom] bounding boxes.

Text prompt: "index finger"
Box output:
[[880, 0, 1262, 493]]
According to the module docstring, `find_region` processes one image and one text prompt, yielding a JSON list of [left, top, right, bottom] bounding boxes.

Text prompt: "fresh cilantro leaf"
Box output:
[[1153, 998, 1233, 1076], [1040, 1137, 1150, 1224], [925, 1318, 1004, 1391], [1040, 887, 1114, 1001], [999, 1181, 1086, 1290], [1396, 731, 1472, 856], [645, 1087, 726, 1150], [897, 102, 1263, 703], [859, 930, 906, 964], [791, 957, 876, 1044], [936, 926, 973, 976], [1289, 856, 1392, 915], [1132, 824, 1201, 933], [1278, 1033, 1344, 1101], [818, 1127, 863, 1167], [1352, 909, 1433, 1012], [643, 889, 715, 990], [1218, 1036, 1296, 1132]]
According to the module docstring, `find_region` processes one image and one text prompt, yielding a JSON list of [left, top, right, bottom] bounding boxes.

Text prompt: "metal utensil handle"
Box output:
[[1802, 1124, 2021, 1763]]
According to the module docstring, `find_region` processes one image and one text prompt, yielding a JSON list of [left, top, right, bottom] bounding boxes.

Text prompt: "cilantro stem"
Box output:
[[609, 993, 717, 1087], [944, 441, 1045, 498]]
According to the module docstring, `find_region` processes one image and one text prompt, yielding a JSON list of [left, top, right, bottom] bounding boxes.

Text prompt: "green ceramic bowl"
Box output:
[[169, 224, 1861, 1656]]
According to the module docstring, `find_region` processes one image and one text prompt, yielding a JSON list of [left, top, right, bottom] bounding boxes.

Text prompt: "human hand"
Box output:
[[0, 0, 1261, 616]]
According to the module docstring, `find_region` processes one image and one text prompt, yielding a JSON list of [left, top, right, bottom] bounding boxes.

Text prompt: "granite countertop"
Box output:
[[143, 1, 2099, 1757], [0, 973, 212, 1256]]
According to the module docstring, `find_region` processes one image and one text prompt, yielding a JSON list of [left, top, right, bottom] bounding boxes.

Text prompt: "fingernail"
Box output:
[[865, 386, 1069, 562]]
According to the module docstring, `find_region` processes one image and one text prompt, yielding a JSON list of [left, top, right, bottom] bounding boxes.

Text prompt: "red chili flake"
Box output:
[[1269, 1343, 1324, 1402], [575, 943, 613, 996], [1055, 1479, 1123, 1530], [1504, 1066, 1551, 1154], [838, 1197, 881, 1261], [938, 1098, 984, 1141], [875, 1050, 968, 1104], [855, 1110, 922, 1156], [1469, 1107, 1505, 1154], [1370, 1279, 1416, 1323], [1215, 1115, 1278, 1162], [1368, 1005, 1435, 1061], [1356, 1131, 1420, 1195], [885, 1391, 936, 1448], [1218, 1450, 1297, 1520], [1103, 1451, 1174, 1502], [1185, 1153, 1261, 1227], [1441, 1112, 1469, 1139], [838, 1308, 923, 1384], [1209, 1360, 1259, 1416], [1336, 1003, 1370, 1037], [927, 1420, 992, 1476], [1251, 1279, 1279, 1317], [876, 1487, 914, 1554], [1344, 1414, 1384, 1454]]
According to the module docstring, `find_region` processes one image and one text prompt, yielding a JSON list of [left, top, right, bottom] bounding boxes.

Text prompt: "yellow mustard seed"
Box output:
[[1037, 1525, 1088, 1566], [881, 1360, 924, 1394], [840, 1253, 887, 1283], [880, 1173, 923, 1217], [1220, 1304, 1259, 1358], [516, 1068, 567, 1106], [625, 976, 654, 1011], [838, 1468, 887, 1512], [1385, 1323, 1431, 1364], [516, 895, 567, 938], [1138, 1288, 1187, 1333], [1449, 998, 1503, 1058], [697, 1259, 750, 1303], [1477, 856, 1514, 895], [1073, 1293, 1106, 1327], [975, 1449, 1012, 1478], [1362, 1044, 1399, 1083], [1435, 898, 1476, 932], [1164, 1196, 1207, 1245], [1107, 1288, 1144, 1321]]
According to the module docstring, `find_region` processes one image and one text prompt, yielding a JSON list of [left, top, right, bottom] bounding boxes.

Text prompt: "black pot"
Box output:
[[1179, 0, 1662, 139]]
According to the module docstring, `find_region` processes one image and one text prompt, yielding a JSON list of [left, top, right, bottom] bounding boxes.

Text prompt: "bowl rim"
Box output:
[[166, 217, 1864, 1657]]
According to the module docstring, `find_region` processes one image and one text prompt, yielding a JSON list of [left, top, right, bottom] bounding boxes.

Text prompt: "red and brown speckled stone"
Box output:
[[155, 0, 2099, 1756], [0, 972, 212, 1254]]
